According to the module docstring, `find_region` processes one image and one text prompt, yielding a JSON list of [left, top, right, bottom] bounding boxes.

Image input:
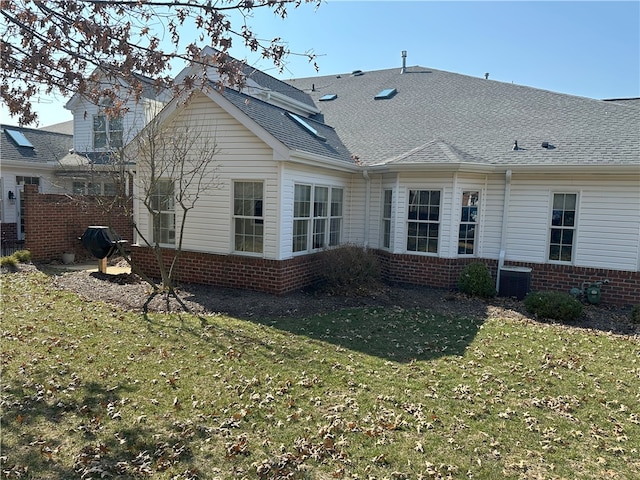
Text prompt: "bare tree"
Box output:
[[1, 0, 321, 125], [99, 109, 221, 310]]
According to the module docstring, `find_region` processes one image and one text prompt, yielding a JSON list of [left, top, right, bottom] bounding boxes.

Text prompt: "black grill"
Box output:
[[80, 226, 127, 259]]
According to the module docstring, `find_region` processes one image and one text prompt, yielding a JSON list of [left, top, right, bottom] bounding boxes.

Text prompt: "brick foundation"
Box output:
[[23, 185, 133, 262], [130, 246, 638, 307], [130, 246, 323, 295]]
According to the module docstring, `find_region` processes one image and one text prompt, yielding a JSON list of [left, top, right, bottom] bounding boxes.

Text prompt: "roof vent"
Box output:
[[401, 50, 407, 74], [541, 142, 555, 149], [512, 140, 519, 151], [484, 72, 489, 79], [319, 94, 337, 102], [351, 70, 364, 77]]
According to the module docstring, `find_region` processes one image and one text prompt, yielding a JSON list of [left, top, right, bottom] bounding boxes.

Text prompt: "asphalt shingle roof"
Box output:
[[218, 86, 354, 164], [286, 67, 640, 167], [1, 124, 72, 164]]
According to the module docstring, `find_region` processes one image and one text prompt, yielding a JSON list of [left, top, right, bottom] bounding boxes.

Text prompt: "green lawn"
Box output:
[[1, 271, 639, 479]]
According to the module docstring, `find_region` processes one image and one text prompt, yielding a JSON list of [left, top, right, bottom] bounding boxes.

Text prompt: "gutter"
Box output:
[[362, 168, 371, 248], [496, 169, 512, 293]]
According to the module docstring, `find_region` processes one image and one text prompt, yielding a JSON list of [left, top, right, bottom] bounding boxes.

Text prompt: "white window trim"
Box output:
[[150, 178, 176, 247], [547, 191, 579, 265], [232, 180, 265, 256], [457, 190, 480, 257], [405, 187, 442, 256], [92, 114, 124, 150], [381, 188, 393, 250], [292, 183, 344, 255]]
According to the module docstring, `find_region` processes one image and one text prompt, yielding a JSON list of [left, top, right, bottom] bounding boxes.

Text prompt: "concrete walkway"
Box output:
[[49, 261, 132, 275]]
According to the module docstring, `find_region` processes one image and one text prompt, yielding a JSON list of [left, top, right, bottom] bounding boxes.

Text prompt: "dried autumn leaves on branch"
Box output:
[[0, 0, 320, 125]]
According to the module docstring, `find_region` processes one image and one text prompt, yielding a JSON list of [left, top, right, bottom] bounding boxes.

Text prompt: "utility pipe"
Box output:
[[362, 168, 371, 248]]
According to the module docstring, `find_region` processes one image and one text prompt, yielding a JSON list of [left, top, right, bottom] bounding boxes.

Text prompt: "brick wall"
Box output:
[[376, 251, 637, 306], [131, 246, 323, 295], [23, 184, 133, 262], [130, 244, 638, 307]]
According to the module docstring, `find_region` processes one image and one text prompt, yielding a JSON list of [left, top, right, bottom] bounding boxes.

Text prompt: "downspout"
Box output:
[[496, 169, 512, 293], [362, 168, 371, 249]]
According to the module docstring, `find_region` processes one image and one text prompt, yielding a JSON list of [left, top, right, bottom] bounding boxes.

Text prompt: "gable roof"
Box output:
[[287, 67, 640, 169], [1, 124, 72, 165], [216, 86, 353, 164], [39, 120, 74, 135]]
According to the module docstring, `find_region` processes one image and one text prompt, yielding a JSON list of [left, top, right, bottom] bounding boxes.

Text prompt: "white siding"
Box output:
[[482, 175, 506, 259], [575, 184, 640, 270], [504, 175, 640, 271], [71, 97, 155, 152], [391, 173, 455, 256], [160, 93, 280, 257]]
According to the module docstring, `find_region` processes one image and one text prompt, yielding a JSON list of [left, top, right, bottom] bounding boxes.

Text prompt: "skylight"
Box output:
[[319, 94, 337, 102], [374, 88, 397, 100], [5, 129, 34, 148], [285, 112, 326, 142]]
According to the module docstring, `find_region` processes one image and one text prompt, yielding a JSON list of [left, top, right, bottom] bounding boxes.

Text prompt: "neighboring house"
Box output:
[[128, 52, 640, 305], [0, 124, 73, 252]]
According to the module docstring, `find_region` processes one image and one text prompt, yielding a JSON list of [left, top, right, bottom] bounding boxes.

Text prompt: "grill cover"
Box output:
[[81, 226, 123, 259]]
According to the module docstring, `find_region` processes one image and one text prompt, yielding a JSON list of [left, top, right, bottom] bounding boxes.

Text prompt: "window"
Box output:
[[406, 189, 440, 253], [16, 176, 40, 186], [93, 115, 123, 149], [382, 189, 393, 249], [458, 191, 479, 255], [150, 179, 175, 245], [72, 181, 117, 196], [234, 181, 264, 253], [549, 193, 577, 262], [293, 184, 343, 253]]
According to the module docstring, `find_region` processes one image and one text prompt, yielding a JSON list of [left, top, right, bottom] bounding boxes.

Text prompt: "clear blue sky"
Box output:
[[2, 1, 638, 128]]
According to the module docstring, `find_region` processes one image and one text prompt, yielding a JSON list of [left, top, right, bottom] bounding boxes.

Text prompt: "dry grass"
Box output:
[[1, 270, 639, 479]]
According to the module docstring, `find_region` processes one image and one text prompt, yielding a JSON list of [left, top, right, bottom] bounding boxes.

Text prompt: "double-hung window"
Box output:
[[549, 193, 577, 262], [233, 181, 264, 253], [93, 115, 123, 149], [406, 189, 440, 253], [150, 179, 175, 245], [293, 184, 343, 253], [458, 191, 479, 255], [382, 189, 393, 249]]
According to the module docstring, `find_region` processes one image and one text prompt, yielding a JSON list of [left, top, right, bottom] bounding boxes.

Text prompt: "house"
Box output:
[[0, 124, 73, 253], [126, 53, 638, 305]]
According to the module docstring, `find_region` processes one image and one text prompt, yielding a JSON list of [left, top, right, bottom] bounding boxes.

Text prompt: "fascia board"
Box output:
[[1, 159, 59, 170], [369, 162, 496, 174], [495, 164, 640, 176], [287, 149, 360, 173]]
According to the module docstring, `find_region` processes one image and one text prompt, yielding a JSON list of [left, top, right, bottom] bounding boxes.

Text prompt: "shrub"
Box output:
[[524, 291, 583, 322], [457, 263, 496, 298], [13, 250, 31, 263], [631, 305, 640, 325], [317, 244, 382, 296], [0, 255, 18, 268]]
